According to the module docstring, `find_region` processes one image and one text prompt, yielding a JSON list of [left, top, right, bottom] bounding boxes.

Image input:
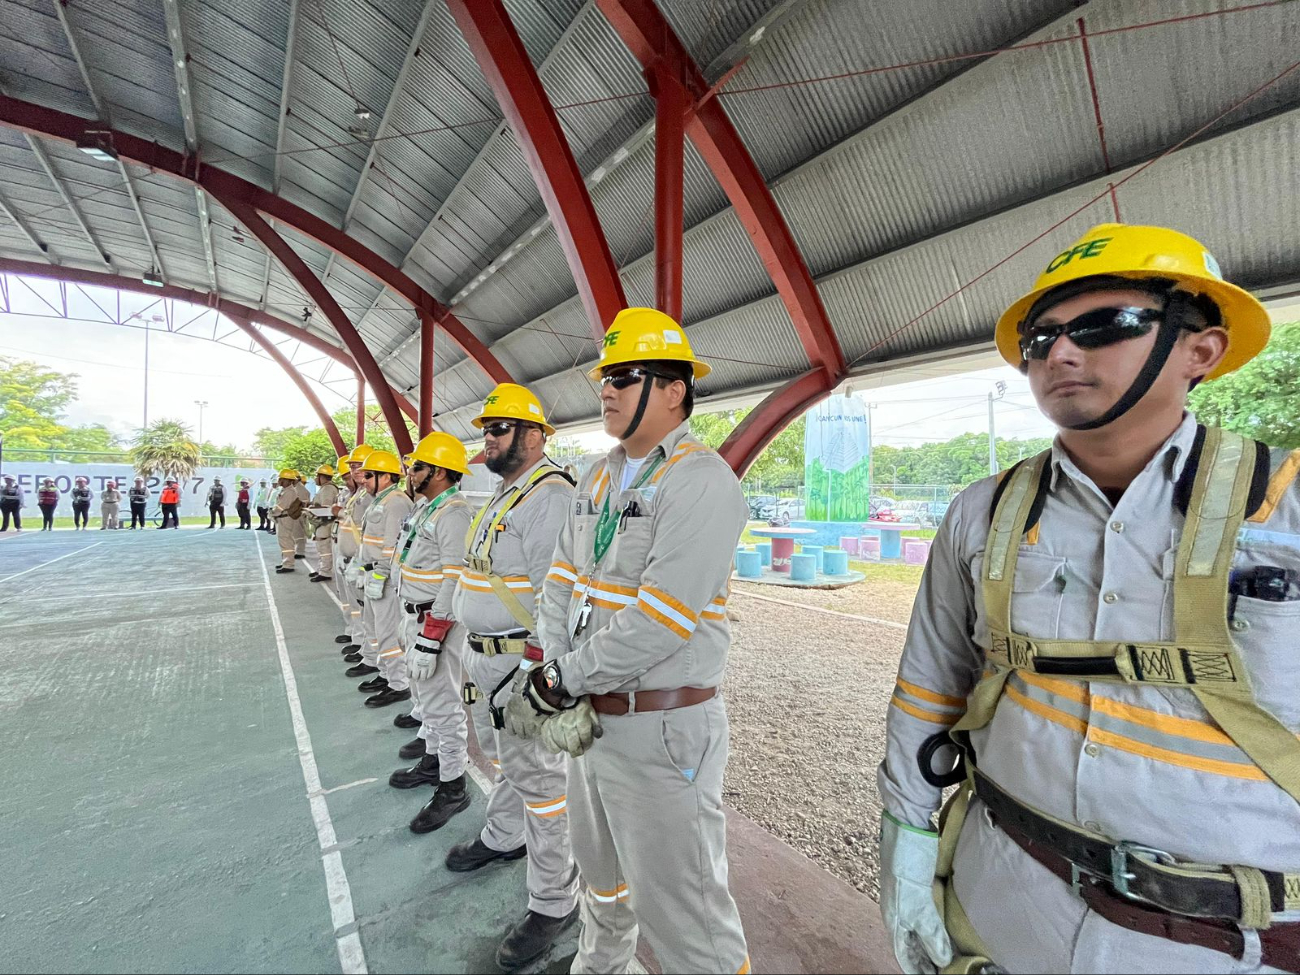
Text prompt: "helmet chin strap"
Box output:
[[619, 375, 658, 441], [1066, 317, 1181, 431]]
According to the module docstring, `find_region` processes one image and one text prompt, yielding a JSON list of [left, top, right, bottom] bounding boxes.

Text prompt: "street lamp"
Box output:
[[195, 400, 209, 446]]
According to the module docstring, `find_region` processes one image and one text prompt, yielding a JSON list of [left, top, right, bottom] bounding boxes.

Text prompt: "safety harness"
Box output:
[[931, 426, 1300, 972], [463, 463, 574, 652]]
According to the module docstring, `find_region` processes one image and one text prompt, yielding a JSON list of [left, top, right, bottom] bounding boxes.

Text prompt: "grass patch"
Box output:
[[22, 516, 218, 530]]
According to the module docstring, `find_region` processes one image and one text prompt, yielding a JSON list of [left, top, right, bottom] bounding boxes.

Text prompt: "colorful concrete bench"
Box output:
[[823, 549, 849, 575], [736, 550, 763, 578], [860, 536, 881, 560], [840, 536, 860, 556], [755, 542, 772, 567], [903, 538, 932, 565], [800, 544, 824, 574], [790, 553, 818, 582]]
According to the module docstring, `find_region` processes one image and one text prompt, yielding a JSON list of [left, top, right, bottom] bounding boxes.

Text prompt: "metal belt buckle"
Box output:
[[1110, 841, 1176, 899]]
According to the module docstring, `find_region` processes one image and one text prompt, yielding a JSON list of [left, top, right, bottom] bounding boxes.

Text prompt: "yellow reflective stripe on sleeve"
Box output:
[[378, 645, 404, 659], [362, 534, 384, 545], [701, 593, 728, 621], [737, 957, 751, 975], [526, 795, 567, 818], [442, 564, 463, 576], [588, 883, 630, 903], [548, 561, 578, 585], [890, 694, 962, 726], [1248, 448, 1300, 523], [895, 677, 966, 709], [637, 586, 696, 639], [650, 444, 711, 484]]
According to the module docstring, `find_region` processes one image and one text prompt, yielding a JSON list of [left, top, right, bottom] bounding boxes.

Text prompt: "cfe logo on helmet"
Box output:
[[1045, 237, 1113, 273]]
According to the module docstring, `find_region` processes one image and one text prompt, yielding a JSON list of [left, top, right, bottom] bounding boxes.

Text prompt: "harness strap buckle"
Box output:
[[1111, 842, 1177, 899]]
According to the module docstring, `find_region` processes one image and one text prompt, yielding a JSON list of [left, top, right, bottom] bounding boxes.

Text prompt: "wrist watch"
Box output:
[[540, 661, 564, 694]]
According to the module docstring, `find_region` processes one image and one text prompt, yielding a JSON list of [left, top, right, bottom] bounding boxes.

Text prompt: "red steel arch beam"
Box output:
[[419, 312, 434, 437], [597, 0, 849, 473], [651, 68, 687, 321], [447, 0, 627, 341], [225, 200, 411, 455], [0, 94, 514, 391], [0, 256, 418, 423], [224, 310, 348, 456], [718, 369, 835, 477]]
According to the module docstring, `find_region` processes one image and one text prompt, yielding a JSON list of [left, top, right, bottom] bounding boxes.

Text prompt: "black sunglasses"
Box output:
[[360, 471, 376, 480], [410, 461, 432, 473], [600, 366, 681, 390], [482, 420, 524, 438], [1020, 307, 1163, 362]]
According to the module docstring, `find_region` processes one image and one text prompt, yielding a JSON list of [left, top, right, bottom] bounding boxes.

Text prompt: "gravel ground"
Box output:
[[721, 586, 917, 903], [732, 572, 922, 625]]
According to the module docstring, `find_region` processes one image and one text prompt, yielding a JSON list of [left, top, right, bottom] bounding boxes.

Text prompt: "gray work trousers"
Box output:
[[464, 649, 578, 919], [277, 515, 304, 567], [399, 613, 468, 781], [363, 583, 407, 691], [100, 503, 119, 529], [335, 556, 362, 641], [568, 695, 750, 975]]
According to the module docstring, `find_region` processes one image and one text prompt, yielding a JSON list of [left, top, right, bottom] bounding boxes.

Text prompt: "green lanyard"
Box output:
[[591, 454, 663, 567], [399, 486, 457, 564]]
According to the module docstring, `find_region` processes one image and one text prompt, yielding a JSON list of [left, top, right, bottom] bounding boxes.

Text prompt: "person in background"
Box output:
[[254, 479, 272, 531], [159, 478, 181, 529], [0, 474, 22, 531], [38, 478, 59, 530], [128, 477, 149, 530], [100, 481, 121, 530], [206, 476, 227, 529], [266, 480, 281, 536], [71, 476, 93, 530], [236, 479, 252, 529]]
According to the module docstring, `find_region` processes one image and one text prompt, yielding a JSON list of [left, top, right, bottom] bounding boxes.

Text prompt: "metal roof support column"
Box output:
[[356, 377, 366, 446], [418, 312, 434, 438], [718, 368, 834, 476], [599, 0, 848, 473], [223, 200, 413, 455], [652, 68, 687, 322], [226, 311, 347, 456], [447, 0, 627, 340]]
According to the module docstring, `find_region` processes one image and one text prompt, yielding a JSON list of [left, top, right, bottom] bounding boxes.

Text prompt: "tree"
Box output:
[[1189, 321, 1300, 448], [689, 409, 805, 488], [0, 356, 79, 446], [132, 418, 201, 480]]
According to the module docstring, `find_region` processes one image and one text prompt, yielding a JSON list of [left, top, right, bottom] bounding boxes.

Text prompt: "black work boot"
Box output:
[[398, 737, 425, 760], [309, 573, 328, 582], [358, 675, 388, 693], [365, 686, 411, 709], [343, 652, 363, 664], [410, 775, 470, 834], [495, 907, 580, 971], [389, 751, 441, 789], [334, 634, 352, 644], [393, 711, 421, 729], [445, 837, 527, 873], [345, 662, 379, 678], [340, 643, 361, 655]]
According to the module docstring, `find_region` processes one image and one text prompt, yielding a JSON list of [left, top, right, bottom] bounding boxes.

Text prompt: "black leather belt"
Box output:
[[403, 601, 434, 614], [975, 769, 1292, 920]]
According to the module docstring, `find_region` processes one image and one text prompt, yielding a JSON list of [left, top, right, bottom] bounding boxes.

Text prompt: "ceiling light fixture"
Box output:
[[77, 129, 118, 163], [142, 267, 164, 287]]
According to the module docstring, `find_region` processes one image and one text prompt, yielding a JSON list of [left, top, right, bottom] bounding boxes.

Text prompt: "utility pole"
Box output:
[[988, 380, 1006, 475], [195, 400, 209, 445], [142, 321, 150, 430]]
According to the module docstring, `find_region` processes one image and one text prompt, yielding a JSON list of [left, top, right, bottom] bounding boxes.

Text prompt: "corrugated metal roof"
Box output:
[[1, 0, 1298, 443]]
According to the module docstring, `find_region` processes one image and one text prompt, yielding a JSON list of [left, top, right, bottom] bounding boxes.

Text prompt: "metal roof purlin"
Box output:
[[0, 189, 51, 259], [321, 0, 439, 285], [161, 0, 217, 291], [22, 135, 113, 268], [448, 0, 627, 340], [51, 0, 165, 281], [263, 0, 303, 311]]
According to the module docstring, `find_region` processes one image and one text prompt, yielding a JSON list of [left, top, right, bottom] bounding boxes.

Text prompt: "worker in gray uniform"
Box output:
[[309, 464, 340, 583], [271, 469, 310, 572], [339, 446, 378, 674], [517, 309, 751, 975], [449, 382, 579, 972], [878, 224, 1300, 975], [355, 449, 414, 708], [388, 432, 473, 835], [294, 472, 309, 560]]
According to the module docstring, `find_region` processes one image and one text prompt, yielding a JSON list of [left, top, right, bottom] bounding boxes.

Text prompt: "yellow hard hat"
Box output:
[[995, 224, 1270, 381], [348, 444, 374, 464], [316, 464, 335, 477], [361, 449, 402, 476], [278, 468, 299, 480], [472, 383, 556, 436], [408, 432, 471, 475], [336, 455, 350, 471], [587, 307, 711, 381]]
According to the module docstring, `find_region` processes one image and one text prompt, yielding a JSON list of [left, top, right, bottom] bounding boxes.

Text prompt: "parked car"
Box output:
[[869, 496, 897, 521], [752, 496, 805, 525], [746, 494, 778, 519], [914, 500, 951, 528]]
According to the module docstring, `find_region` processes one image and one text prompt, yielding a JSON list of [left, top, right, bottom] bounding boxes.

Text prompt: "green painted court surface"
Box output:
[[0, 526, 575, 974]]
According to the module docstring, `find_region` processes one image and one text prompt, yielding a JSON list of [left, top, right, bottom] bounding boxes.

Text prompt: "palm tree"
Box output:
[[132, 418, 201, 481]]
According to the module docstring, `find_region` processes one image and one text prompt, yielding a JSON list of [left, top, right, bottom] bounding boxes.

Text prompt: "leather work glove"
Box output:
[[503, 668, 556, 740], [879, 810, 953, 974], [539, 698, 602, 758], [364, 570, 388, 600], [408, 616, 452, 683]]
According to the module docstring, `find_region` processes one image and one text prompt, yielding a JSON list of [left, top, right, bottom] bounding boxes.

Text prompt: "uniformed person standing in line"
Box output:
[[513, 310, 751, 975], [271, 469, 309, 572], [254, 479, 273, 531], [309, 465, 340, 583], [339, 446, 379, 676], [449, 383, 580, 972], [877, 225, 1300, 975], [71, 477, 93, 530], [128, 477, 149, 530], [100, 480, 121, 530], [355, 449, 414, 708], [294, 472, 310, 560], [387, 432, 474, 835]]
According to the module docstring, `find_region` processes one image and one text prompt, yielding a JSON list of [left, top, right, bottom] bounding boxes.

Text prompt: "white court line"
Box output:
[[730, 587, 909, 630], [317, 569, 495, 799], [253, 530, 367, 974], [19, 582, 259, 602], [0, 540, 104, 585]]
